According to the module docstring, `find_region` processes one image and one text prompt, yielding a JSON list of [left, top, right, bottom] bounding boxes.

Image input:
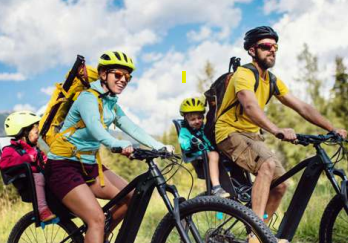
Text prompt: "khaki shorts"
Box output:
[[217, 132, 285, 180]]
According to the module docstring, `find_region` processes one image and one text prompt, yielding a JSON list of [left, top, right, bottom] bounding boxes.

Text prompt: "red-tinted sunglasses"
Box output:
[[109, 70, 132, 82], [254, 42, 278, 52]]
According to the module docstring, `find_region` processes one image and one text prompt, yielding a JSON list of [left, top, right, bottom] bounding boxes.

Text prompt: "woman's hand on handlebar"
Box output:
[[163, 145, 175, 154], [122, 146, 134, 157]]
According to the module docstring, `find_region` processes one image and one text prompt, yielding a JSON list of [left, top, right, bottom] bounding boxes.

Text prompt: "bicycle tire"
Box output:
[[319, 195, 348, 243], [7, 211, 84, 243], [151, 196, 277, 243]]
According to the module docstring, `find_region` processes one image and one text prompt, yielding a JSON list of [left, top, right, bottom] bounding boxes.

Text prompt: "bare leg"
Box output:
[[264, 182, 287, 223], [90, 170, 133, 231], [208, 151, 220, 187], [251, 159, 275, 220], [33, 173, 48, 212], [62, 184, 105, 243]]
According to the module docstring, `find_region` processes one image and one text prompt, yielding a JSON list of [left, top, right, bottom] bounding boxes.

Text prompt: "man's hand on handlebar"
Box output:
[[332, 128, 347, 139], [275, 128, 297, 142]]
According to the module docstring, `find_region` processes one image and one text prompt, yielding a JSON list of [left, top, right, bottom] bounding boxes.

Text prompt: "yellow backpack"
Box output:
[[39, 56, 107, 186], [39, 56, 100, 146]]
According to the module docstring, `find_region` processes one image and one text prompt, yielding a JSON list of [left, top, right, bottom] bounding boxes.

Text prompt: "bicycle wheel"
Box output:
[[8, 211, 84, 243], [152, 196, 277, 243], [319, 195, 348, 243]]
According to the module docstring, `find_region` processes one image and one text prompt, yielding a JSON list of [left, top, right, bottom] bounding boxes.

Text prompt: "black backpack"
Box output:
[[204, 57, 280, 146]]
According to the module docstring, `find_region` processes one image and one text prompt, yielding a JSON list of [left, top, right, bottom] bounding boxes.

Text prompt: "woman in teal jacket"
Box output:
[[46, 51, 171, 243]]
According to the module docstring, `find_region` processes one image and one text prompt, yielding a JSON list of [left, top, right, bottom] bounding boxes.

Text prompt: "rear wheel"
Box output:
[[8, 211, 84, 243], [319, 195, 348, 243], [152, 196, 277, 243]]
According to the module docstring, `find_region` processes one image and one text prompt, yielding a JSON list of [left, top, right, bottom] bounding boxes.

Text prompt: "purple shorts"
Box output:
[[45, 159, 108, 201]]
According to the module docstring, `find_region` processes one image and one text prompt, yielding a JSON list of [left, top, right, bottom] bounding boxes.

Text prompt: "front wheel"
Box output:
[[319, 195, 348, 243], [152, 196, 277, 243], [8, 211, 84, 243]]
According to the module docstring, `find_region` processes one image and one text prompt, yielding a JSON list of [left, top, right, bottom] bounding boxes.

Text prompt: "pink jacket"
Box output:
[[0, 140, 47, 173]]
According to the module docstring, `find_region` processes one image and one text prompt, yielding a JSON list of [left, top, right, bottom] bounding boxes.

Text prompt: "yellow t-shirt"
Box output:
[[215, 64, 289, 144]]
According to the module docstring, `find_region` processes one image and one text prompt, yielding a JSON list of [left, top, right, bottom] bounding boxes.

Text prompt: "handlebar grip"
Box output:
[[111, 147, 123, 153], [276, 133, 284, 140]]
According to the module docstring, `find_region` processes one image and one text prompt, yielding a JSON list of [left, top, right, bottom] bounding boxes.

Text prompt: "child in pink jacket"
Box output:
[[0, 111, 56, 222]]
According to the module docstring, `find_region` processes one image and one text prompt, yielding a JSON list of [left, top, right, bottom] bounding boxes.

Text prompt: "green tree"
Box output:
[[297, 43, 327, 114], [331, 56, 348, 128], [197, 61, 215, 93]]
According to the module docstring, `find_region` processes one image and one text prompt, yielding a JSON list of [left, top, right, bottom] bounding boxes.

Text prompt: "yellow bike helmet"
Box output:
[[180, 97, 205, 116], [98, 51, 136, 73], [4, 111, 41, 137]]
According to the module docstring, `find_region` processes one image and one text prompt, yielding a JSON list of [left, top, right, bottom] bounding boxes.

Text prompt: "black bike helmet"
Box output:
[[243, 26, 279, 50]]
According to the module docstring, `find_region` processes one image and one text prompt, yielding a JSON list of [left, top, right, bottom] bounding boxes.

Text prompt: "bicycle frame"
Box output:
[[270, 143, 348, 242], [65, 158, 195, 243]]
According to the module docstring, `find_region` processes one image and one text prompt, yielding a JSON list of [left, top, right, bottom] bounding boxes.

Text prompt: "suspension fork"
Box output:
[[157, 183, 203, 243]]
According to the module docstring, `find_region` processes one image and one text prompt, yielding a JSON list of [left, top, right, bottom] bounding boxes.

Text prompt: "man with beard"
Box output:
[[215, 26, 347, 243]]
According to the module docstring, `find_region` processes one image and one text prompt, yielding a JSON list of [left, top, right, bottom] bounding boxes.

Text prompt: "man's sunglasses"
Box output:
[[109, 70, 132, 82], [254, 43, 278, 52]]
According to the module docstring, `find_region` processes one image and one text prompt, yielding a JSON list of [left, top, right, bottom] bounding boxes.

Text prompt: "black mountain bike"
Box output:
[[3, 148, 277, 243], [270, 133, 348, 243]]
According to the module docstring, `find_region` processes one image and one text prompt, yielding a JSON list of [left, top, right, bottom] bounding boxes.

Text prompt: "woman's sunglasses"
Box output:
[[109, 70, 132, 82], [254, 42, 278, 52]]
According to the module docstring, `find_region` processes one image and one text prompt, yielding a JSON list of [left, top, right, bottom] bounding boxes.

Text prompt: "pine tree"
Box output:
[[331, 57, 348, 128], [197, 61, 215, 93]]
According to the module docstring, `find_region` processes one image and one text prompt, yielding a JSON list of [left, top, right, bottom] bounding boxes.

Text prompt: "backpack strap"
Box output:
[[266, 71, 280, 104], [3, 144, 25, 156], [50, 88, 107, 187], [241, 63, 259, 92]]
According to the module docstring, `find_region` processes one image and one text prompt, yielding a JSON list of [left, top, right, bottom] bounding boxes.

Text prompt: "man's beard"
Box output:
[[255, 52, 276, 70]]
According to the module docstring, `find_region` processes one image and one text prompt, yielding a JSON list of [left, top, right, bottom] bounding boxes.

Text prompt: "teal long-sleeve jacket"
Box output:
[[48, 81, 164, 164], [178, 124, 214, 159]]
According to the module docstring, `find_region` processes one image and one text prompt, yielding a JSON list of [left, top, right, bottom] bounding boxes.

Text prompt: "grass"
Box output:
[[0, 170, 345, 242]]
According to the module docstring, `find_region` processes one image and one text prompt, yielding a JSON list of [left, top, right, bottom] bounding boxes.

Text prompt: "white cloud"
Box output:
[[187, 26, 212, 42], [13, 103, 36, 112], [141, 52, 163, 63], [267, 0, 348, 100], [0, 0, 243, 75], [40, 86, 55, 96], [0, 72, 26, 81]]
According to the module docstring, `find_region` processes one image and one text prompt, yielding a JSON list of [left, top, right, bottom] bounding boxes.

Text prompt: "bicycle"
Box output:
[[270, 133, 348, 243], [3, 147, 278, 243]]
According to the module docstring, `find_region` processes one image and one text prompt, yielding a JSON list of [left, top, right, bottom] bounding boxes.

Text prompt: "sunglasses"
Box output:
[[109, 70, 132, 82], [254, 42, 278, 52]]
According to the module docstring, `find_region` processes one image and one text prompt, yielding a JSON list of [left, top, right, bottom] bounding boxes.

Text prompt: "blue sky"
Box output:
[[1, 0, 348, 134]]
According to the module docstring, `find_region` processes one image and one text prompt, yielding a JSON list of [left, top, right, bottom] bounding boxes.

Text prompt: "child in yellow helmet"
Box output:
[[179, 98, 229, 198], [0, 111, 56, 222]]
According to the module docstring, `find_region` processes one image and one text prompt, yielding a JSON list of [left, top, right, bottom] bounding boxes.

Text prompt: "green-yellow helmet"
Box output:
[[180, 97, 205, 116], [98, 51, 136, 73], [4, 111, 41, 137]]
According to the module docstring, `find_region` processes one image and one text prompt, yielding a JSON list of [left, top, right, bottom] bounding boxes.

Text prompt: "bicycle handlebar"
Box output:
[[110, 147, 181, 160], [295, 132, 345, 146]]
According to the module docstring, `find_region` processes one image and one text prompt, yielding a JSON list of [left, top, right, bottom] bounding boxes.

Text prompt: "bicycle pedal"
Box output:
[[40, 217, 60, 229]]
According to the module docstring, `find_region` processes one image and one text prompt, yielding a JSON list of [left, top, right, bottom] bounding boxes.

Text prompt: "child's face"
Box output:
[[28, 124, 39, 145], [185, 113, 204, 130]]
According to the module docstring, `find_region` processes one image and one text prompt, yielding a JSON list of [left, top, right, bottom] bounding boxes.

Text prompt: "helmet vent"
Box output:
[[185, 100, 190, 106], [5, 124, 9, 128], [122, 53, 128, 62], [101, 54, 111, 60], [191, 98, 196, 106], [114, 52, 121, 60]]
